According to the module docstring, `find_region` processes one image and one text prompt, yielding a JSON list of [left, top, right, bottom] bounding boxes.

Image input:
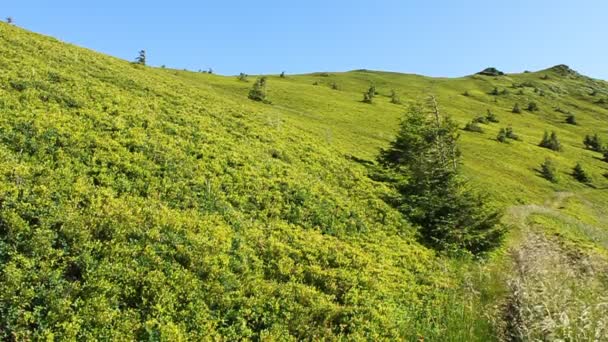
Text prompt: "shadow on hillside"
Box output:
[[345, 154, 375, 166]]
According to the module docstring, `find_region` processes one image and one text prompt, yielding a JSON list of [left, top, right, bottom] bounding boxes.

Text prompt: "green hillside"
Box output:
[[1, 23, 607, 341]]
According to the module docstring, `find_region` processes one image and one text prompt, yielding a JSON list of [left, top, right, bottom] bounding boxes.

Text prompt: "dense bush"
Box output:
[[237, 72, 248, 82], [378, 100, 504, 255]]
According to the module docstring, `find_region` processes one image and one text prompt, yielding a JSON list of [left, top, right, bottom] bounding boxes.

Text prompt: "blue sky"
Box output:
[[4, 0, 608, 78]]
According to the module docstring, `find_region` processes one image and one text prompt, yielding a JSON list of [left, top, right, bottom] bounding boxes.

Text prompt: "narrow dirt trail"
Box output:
[[497, 192, 608, 341]]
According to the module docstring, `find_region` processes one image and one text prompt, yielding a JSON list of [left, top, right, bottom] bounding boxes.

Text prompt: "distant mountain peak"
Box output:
[[547, 64, 579, 76], [477, 67, 505, 76]]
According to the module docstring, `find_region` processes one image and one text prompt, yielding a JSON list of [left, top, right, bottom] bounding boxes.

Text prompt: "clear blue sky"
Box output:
[[4, 0, 608, 79]]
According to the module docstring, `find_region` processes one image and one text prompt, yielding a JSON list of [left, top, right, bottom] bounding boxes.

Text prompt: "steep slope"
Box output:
[[1, 22, 608, 341], [0, 23, 492, 341]]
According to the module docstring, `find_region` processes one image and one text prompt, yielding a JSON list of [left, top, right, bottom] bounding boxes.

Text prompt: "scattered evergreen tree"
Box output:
[[472, 115, 488, 124], [378, 98, 504, 255], [135, 50, 146, 65], [505, 127, 519, 140], [390, 89, 401, 104], [464, 121, 483, 133], [312, 81, 319, 86], [540, 158, 558, 183], [6, 17, 13, 24], [539, 131, 562, 151], [237, 73, 248, 82], [512, 103, 521, 113], [486, 109, 499, 123], [566, 114, 577, 125], [572, 163, 590, 183], [248, 77, 269, 103], [527, 102, 539, 111], [583, 133, 604, 152], [496, 128, 508, 143], [208, 68, 213, 74], [280, 71, 286, 78], [330, 82, 339, 90], [362, 85, 376, 104]]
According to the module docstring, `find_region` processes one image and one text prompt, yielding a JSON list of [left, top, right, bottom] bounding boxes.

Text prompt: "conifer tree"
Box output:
[[6, 17, 13, 24], [237, 73, 248, 82], [377, 97, 504, 255], [583, 133, 603, 152], [135, 50, 146, 65], [486, 109, 499, 123], [248, 77, 269, 103], [512, 103, 521, 113], [539, 131, 562, 151], [540, 158, 558, 183], [572, 163, 590, 183], [566, 114, 577, 125]]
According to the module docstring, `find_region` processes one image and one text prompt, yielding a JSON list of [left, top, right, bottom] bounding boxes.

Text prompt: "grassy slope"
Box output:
[[0, 23, 491, 341], [0, 22, 607, 340]]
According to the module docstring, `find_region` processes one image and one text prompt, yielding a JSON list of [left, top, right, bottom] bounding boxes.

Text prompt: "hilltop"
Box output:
[[0, 22, 607, 340]]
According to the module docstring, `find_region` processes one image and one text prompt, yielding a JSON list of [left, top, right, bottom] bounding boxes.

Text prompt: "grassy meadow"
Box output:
[[0, 22, 607, 340]]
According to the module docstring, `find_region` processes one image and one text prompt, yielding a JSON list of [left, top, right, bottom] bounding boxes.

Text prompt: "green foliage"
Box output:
[[540, 158, 558, 183], [237, 72, 248, 82], [572, 163, 591, 183], [527, 102, 539, 111], [583, 133, 604, 152], [565, 114, 577, 125], [390, 89, 401, 104], [496, 128, 508, 143], [248, 77, 269, 102], [472, 115, 488, 124], [330, 81, 339, 90], [505, 127, 519, 140], [6, 17, 13, 24], [464, 121, 484, 133], [378, 101, 504, 255], [135, 49, 146, 65], [462, 90, 470, 97], [486, 110, 499, 123], [539, 131, 562, 151], [2, 23, 505, 340], [497, 127, 518, 143], [362, 85, 376, 104], [280, 71, 286, 78], [512, 103, 521, 113]]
